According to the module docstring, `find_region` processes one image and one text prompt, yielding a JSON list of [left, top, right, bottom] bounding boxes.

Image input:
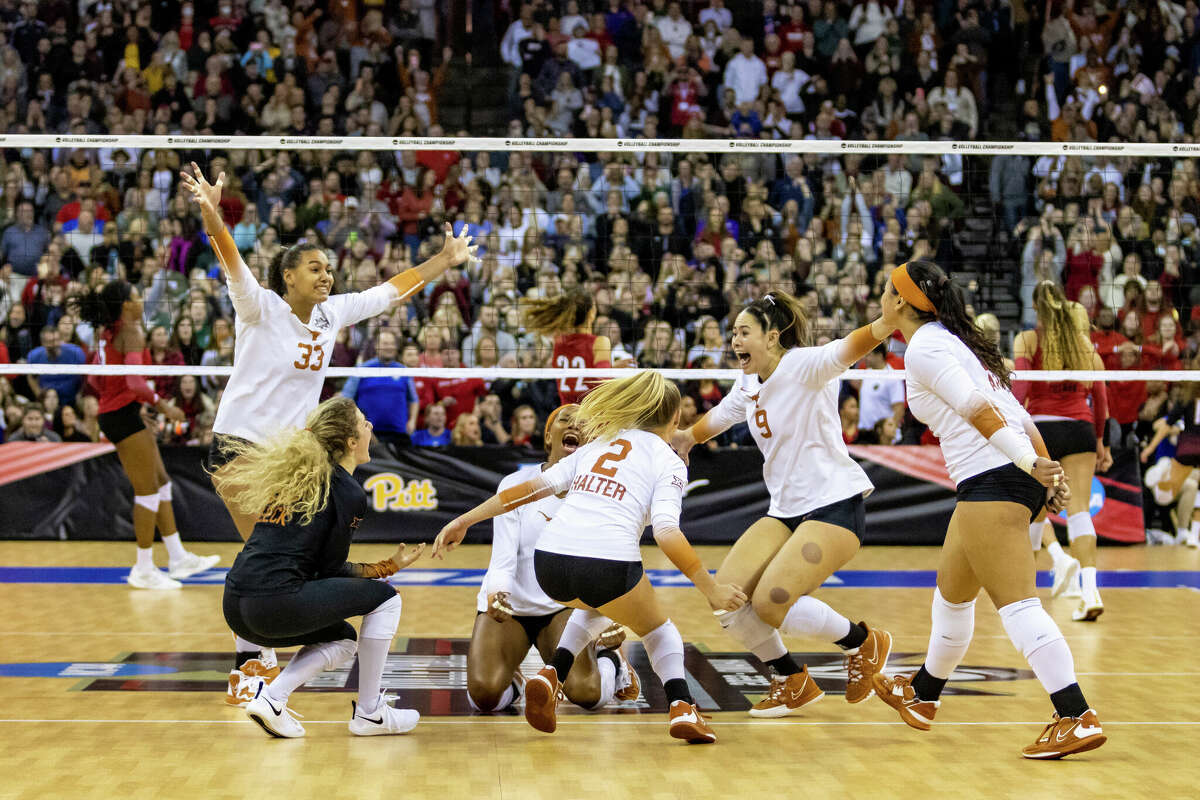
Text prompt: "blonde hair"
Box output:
[[577, 370, 681, 442], [451, 413, 482, 446], [1033, 281, 1089, 371], [212, 397, 360, 526], [522, 290, 594, 336]]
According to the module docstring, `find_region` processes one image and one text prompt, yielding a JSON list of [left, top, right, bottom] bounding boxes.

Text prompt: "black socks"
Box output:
[[1050, 683, 1089, 719], [550, 647, 576, 683], [664, 678, 693, 705], [235, 650, 258, 669], [835, 621, 869, 650], [911, 665, 947, 702], [766, 653, 803, 676]]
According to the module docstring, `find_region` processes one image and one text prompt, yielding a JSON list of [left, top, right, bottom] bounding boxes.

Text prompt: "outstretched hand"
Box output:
[[438, 222, 480, 267], [389, 542, 425, 570], [432, 517, 469, 559], [180, 162, 225, 223]]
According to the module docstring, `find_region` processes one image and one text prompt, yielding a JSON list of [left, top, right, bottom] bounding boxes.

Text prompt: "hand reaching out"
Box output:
[[438, 222, 480, 268], [179, 162, 225, 227]]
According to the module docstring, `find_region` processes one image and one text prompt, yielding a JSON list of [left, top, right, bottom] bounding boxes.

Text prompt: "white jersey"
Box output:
[[477, 464, 565, 617], [905, 322, 1035, 485], [706, 343, 874, 517], [537, 428, 687, 562], [213, 277, 397, 443]]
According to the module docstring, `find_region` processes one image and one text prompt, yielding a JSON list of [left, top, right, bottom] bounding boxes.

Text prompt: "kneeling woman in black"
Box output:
[[215, 396, 425, 739]]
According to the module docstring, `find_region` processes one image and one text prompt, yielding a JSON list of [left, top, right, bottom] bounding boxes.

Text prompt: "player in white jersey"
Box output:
[[468, 404, 638, 713], [435, 371, 747, 744], [181, 163, 477, 705], [871, 260, 1106, 760], [673, 290, 895, 717]]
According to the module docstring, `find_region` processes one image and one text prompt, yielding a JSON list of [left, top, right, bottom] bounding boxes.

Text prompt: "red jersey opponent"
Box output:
[[522, 291, 612, 405]]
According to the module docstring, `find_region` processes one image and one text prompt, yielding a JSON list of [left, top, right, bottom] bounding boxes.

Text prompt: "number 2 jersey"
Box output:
[[213, 276, 397, 443], [705, 342, 874, 518], [535, 428, 687, 562]]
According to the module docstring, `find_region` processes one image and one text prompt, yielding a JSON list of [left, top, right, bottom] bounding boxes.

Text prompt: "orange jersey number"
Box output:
[[590, 438, 632, 477], [754, 408, 772, 438], [294, 342, 326, 371]]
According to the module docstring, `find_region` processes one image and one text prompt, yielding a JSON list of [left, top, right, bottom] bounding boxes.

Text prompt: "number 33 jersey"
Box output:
[[213, 279, 396, 443], [537, 429, 687, 562], [707, 342, 874, 518]]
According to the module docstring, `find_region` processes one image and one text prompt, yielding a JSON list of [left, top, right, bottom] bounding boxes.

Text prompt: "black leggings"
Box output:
[[223, 578, 397, 648]]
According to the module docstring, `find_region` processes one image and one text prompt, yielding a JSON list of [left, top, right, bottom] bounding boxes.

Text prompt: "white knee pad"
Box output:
[[640, 619, 685, 682], [158, 481, 173, 502], [997, 597, 1064, 660], [924, 587, 976, 679], [1066, 511, 1096, 543], [557, 608, 613, 655], [718, 604, 784, 656], [296, 638, 358, 672], [1029, 522, 1043, 551], [360, 593, 403, 640], [134, 493, 161, 513]]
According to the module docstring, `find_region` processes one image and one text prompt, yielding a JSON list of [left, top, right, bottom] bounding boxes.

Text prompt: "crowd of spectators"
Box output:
[[1, 0, 1200, 506]]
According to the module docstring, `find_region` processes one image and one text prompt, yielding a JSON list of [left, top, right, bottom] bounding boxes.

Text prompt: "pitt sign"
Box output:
[[364, 474, 439, 512]]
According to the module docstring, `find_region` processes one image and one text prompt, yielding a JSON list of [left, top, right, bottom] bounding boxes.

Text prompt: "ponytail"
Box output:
[[73, 280, 132, 330], [577, 370, 681, 443], [212, 396, 359, 526], [1033, 280, 1090, 371], [268, 242, 325, 297], [522, 290, 594, 336], [902, 260, 1012, 389], [740, 289, 810, 349]]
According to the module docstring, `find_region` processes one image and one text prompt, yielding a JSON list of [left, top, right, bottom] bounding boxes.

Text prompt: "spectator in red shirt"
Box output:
[[1142, 315, 1184, 371], [401, 342, 436, 412], [414, 125, 459, 184], [1139, 280, 1174, 340], [1090, 307, 1129, 370], [839, 392, 859, 444], [434, 345, 487, 428], [1062, 221, 1103, 301]]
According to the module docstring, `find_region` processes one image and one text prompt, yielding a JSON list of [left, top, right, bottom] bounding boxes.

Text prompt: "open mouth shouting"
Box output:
[[735, 350, 752, 370], [561, 430, 581, 454]]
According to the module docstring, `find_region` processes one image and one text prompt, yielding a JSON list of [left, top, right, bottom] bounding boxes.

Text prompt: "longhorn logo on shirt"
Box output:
[[349, 516, 363, 531], [311, 308, 330, 330]]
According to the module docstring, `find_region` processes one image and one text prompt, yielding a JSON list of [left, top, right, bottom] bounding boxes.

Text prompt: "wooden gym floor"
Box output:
[[0, 541, 1197, 800]]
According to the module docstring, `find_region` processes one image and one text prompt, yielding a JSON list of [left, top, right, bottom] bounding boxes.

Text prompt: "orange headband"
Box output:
[[544, 404, 578, 444], [891, 263, 935, 313]]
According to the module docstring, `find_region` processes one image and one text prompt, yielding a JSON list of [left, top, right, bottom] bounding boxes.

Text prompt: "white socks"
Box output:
[[998, 597, 1077, 694], [595, 654, 617, 708], [779, 595, 853, 643], [162, 533, 187, 562], [641, 620, 686, 683], [267, 639, 357, 704], [717, 604, 788, 661], [924, 587, 976, 680], [1080, 566, 1098, 598], [557, 609, 613, 656], [358, 595, 404, 714], [1046, 540, 1068, 567], [135, 547, 154, 570]]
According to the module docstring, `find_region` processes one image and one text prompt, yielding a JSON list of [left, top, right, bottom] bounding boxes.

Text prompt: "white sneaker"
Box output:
[[348, 694, 419, 736], [1147, 529, 1175, 546], [1071, 593, 1104, 622], [1050, 557, 1080, 598], [1064, 572, 1083, 599], [127, 564, 182, 590], [167, 552, 221, 580], [1185, 529, 1200, 549], [245, 683, 305, 738]]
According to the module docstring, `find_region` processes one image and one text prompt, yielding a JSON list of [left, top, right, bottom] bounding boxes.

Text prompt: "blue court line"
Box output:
[[1, 566, 1198, 589]]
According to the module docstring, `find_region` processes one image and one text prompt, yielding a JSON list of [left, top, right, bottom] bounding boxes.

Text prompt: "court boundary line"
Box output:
[[0, 718, 1194, 726]]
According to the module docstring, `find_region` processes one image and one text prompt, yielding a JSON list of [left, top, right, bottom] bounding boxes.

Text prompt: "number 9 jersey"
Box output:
[[213, 278, 397, 443], [705, 341, 874, 518]]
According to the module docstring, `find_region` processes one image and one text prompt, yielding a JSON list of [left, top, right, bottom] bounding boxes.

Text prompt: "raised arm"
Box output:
[[432, 475, 559, 558], [386, 222, 479, 302], [181, 163, 256, 291]]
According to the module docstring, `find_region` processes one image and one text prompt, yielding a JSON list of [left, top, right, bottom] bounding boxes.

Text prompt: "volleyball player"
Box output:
[[1146, 370, 1200, 549], [522, 291, 612, 404], [672, 290, 894, 716], [217, 396, 426, 738], [76, 280, 220, 590], [872, 261, 1106, 760], [434, 371, 746, 743], [1014, 282, 1111, 620], [468, 404, 637, 714], [181, 163, 476, 704]]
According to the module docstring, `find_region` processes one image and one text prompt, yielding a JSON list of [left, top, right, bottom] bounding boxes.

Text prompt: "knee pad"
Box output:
[[1066, 511, 1096, 543], [134, 493, 161, 513], [1029, 522, 1043, 552], [640, 619, 684, 676], [299, 638, 358, 672], [997, 597, 1064, 660], [158, 481, 173, 503], [1153, 481, 1177, 506], [718, 604, 787, 662], [930, 587, 975, 647], [360, 593, 403, 640]]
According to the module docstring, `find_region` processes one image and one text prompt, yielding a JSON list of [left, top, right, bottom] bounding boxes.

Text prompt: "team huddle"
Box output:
[[84, 165, 1106, 759]]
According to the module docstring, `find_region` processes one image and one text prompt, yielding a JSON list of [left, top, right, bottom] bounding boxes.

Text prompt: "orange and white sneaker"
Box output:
[[524, 666, 561, 733], [1021, 710, 1107, 759], [668, 700, 716, 744], [844, 623, 892, 703], [748, 665, 824, 718], [612, 648, 640, 702], [242, 657, 281, 683], [596, 622, 627, 650], [224, 657, 281, 707], [871, 672, 939, 731]]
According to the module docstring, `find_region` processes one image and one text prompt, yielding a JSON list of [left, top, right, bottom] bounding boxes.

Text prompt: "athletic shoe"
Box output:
[[596, 622, 627, 650], [127, 564, 181, 590], [167, 552, 221, 580], [349, 693, 420, 736], [844, 622, 892, 703], [524, 665, 561, 733], [224, 670, 263, 708], [668, 700, 716, 744], [1071, 595, 1104, 622], [245, 683, 305, 738], [612, 648, 640, 702], [748, 665, 824, 718], [1184, 528, 1200, 548], [871, 672, 939, 731], [1147, 528, 1176, 546], [1021, 709, 1107, 759], [1063, 572, 1083, 599], [1050, 557, 1080, 598]]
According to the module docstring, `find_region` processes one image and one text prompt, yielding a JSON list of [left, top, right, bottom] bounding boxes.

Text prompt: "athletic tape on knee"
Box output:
[[557, 608, 613, 655], [718, 604, 787, 661], [1029, 522, 1043, 551], [158, 481, 172, 502], [323, 638, 358, 670], [133, 493, 160, 512], [360, 594, 403, 640], [998, 597, 1064, 660], [924, 587, 976, 680], [1066, 511, 1096, 543], [641, 619, 685, 683]]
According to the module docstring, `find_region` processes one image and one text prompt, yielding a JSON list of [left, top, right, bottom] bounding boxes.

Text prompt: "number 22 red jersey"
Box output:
[[552, 333, 610, 404]]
